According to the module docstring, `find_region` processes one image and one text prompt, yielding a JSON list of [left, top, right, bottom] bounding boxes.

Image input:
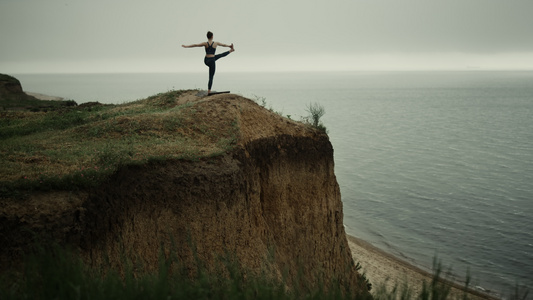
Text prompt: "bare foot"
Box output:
[[230, 43, 235, 52]]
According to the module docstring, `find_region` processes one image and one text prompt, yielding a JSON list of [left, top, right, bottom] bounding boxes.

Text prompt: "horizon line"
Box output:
[[9, 68, 533, 75]]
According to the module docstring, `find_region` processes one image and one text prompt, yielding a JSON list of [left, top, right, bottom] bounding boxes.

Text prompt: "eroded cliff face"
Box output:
[[0, 93, 367, 294]]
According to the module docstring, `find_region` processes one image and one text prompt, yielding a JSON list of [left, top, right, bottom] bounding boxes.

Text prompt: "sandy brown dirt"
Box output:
[[0, 191, 87, 268]]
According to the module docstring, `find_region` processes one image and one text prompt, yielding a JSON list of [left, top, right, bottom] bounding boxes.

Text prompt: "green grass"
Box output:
[[0, 97, 77, 111], [3, 245, 526, 300], [0, 245, 369, 300], [0, 90, 239, 198]]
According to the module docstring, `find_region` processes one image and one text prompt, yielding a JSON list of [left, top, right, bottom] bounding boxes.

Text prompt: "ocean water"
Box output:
[[14, 71, 533, 294]]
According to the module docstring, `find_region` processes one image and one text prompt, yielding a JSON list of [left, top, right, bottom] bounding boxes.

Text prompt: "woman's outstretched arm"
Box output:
[[216, 42, 232, 48], [182, 42, 207, 48]]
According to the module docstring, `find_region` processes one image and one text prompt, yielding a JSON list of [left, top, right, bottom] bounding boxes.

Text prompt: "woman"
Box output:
[[182, 31, 234, 95]]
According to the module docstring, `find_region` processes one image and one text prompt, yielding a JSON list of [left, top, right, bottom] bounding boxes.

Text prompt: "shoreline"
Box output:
[[25, 92, 64, 101], [346, 234, 500, 299]]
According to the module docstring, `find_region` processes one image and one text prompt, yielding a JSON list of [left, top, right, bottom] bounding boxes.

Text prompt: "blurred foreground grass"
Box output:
[[2, 244, 524, 300]]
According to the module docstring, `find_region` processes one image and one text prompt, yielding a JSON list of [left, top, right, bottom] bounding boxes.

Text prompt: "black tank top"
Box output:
[[205, 41, 216, 55]]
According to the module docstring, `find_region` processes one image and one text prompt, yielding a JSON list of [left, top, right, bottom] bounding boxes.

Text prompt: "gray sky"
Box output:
[[1, 0, 533, 73]]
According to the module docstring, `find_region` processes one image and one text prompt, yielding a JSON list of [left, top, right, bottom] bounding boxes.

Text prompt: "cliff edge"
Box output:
[[0, 91, 369, 295]]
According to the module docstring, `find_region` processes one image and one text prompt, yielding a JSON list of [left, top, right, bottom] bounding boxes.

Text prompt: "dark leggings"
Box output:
[[204, 51, 230, 90]]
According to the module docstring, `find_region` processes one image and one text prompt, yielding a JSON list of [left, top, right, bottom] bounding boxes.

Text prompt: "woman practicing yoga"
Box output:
[[182, 31, 234, 95]]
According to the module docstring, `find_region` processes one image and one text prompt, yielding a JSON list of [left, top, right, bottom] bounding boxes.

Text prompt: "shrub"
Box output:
[[252, 94, 267, 107], [303, 102, 327, 133]]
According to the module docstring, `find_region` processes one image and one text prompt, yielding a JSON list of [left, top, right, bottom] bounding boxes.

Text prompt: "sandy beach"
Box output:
[[25, 92, 64, 101], [347, 235, 499, 299]]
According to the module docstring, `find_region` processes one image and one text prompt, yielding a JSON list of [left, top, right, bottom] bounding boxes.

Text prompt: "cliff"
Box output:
[[0, 74, 75, 110], [0, 91, 369, 295], [0, 74, 37, 102]]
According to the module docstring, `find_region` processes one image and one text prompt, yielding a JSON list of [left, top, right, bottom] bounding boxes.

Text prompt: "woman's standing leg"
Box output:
[[204, 51, 231, 94], [208, 61, 215, 91], [204, 57, 216, 92]]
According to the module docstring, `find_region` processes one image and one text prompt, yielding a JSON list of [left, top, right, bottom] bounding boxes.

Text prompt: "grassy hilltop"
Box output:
[[0, 90, 238, 197]]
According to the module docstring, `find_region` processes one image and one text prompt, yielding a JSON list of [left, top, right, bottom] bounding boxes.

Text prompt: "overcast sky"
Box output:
[[1, 0, 533, 73]]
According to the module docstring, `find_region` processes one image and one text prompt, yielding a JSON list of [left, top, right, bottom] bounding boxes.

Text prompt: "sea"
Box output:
[[13, 71, 533, 296]]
